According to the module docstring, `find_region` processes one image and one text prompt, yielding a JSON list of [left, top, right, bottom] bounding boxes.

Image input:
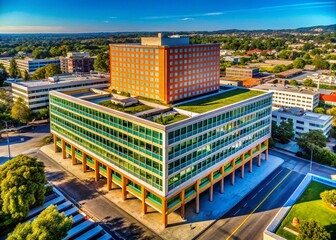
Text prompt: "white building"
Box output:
[[0, 57, 60, 74], [272, 107, 332, 139], [11, 73, 109, 112], [253, 83, 320, 111]]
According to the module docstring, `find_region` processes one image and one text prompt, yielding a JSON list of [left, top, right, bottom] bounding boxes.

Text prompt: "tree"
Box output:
[[293, 58, 306, 69], [326, 107, 336, 126], [7, 205, 72, 240], [11, 97, 32, 124], [9, 58, 20, 78], [45, 64, 61, 78], [289, 79, 299, 86], [0, 155, 46, 228], [297, 130, 328, 155], [314, 107, 326, 114], [297, 219, 330, 240], [320, 190, 336, 207], [37, 107, 49, 120], [23, 70, 30, 80], [49, 46, 61, 57], [0, 63, 9, 87], [313, 55, 330, 70], [0, 89, 13, 113], [272, 120, 294, 144], [303, 78, 315, 87], [32, 66, 46, 80], [94, 52, 109, 72]]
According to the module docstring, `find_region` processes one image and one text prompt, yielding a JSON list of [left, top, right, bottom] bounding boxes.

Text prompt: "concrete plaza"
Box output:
[[40, 144, 284, 240]]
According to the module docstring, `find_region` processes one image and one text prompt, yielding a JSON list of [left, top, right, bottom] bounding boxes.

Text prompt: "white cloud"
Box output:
[[109, 16, 117, 19], [0, 25, 66, 33], [181, 18, 194, 21], [203, 12, 223, 16]]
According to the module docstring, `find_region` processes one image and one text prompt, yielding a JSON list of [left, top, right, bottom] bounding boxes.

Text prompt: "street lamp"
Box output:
[[1, 120, 11, 160]]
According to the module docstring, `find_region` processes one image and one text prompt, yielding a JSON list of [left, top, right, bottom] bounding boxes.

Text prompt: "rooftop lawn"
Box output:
[[152, 114, 189, 125], [98, 100, 153, 114], [176, 89, 264, 113], [276, 181, 336, 240]]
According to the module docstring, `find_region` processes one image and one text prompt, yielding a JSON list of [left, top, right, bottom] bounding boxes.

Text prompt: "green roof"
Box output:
[[176, 89, 265, 113]]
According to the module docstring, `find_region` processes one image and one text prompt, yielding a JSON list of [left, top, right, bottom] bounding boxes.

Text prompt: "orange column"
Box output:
[[82, 153, 87, 173], [220, 166, 224, 194], [209, 173, 214, 202], [71, 146, 76, 165], [195, 180, 200, 214], [249, 158, 253, 173], [231, 170, 235, 185], [241, 164, 245, 178], [180, 190, 185, 219], [265, 139, 269, 160], [107, 168, 112, 191], [53, 134, 57, 153], [162, 198, 167, 228], [142, 188, 147, 214], [258, 144, 261, 166], [121, 175, 127, 200], [94, 159, 99, 181], [61, 139, 66, 159]]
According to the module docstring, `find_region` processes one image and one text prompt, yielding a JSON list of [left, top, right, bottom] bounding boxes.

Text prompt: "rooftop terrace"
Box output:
[[176, 88, 265, 113]]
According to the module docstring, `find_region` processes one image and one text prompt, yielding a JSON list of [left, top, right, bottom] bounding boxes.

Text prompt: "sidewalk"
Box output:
[[40, 144, 284, 240]]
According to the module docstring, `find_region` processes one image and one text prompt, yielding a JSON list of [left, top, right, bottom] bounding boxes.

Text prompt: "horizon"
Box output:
[[0, 0, 335, 33]]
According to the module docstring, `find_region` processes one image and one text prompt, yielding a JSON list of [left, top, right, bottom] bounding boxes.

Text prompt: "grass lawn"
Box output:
[[99, 100, 153, 114], [177, 89, 264, 113], [276, 181, 336, 240], [153, 114, 189, 125]]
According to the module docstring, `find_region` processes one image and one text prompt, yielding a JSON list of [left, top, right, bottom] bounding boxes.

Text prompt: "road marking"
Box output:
[[243, 203, 247, 208], [251, 194, 257, 199], [233, 209, 240, 216], [225, 170, 293, 240]]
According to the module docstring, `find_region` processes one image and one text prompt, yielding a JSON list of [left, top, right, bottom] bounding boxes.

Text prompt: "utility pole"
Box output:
[[2, 120, 11, 160]]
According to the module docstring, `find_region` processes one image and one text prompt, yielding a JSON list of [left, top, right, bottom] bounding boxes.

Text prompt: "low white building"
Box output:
[[272, 107, 332, 139], [11, 73, 109, 112], [253, 83, 320, 111]]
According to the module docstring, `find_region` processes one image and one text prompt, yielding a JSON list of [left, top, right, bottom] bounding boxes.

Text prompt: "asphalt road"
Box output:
[[198, 167, 305, 240], [34, 150, 162, 240]]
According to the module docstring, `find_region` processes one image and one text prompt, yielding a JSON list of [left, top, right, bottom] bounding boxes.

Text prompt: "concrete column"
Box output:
[[258, 153, 261, 167], [195, 180, 200, 214], [180, 190, 185, 219], [94, 159, 99, 181], [162, 198, 167, 228], [209, 173, 214, 202], [61, 140, 66, 159], [142, 188, 147, 214], [220, 177, 224, 193], [241, 164, 245, 178], [249, 158, 253, 173], [265, 148, 269, 161], [231, 170, 235, 185], [71, 146, 76, 165], [53, 134, 57, 153], [82, 153, 87, 173], [107, 168, 112, 191], [121, 175, 127, 200]]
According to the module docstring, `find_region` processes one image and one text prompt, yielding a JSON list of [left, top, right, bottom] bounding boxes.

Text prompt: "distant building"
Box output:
[[0, 57, 60, 74], [276, 69, 303, 79], [11, 73, 109, 112], [220, 79, 243, 87], [225, 67, 259, 78], [272, 107, 332, 139], [110, 33, 220, 103], [60, 52, 95, 73], [253, 83, 320, 111], [223, 56, 240, 63]]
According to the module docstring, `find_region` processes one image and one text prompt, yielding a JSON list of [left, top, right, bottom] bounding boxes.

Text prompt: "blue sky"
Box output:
[[0, 0, 335, 33]]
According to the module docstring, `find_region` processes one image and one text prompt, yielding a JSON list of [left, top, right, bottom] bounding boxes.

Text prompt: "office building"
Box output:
[[0, 57, 60, 74], [225, 67, 259, 78], [110, 33, 220, 103], [253, 83, 320, 111], [11, 73, 109, 112], [60, 52, 95, 73], [272, 107, 332, 139]]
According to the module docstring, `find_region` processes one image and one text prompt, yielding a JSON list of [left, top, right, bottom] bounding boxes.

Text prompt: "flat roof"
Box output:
[[273, 107, 332, 123], [253, 83, 319, 95], [176, 88, 265, 113], [11, 73, 109, 88]]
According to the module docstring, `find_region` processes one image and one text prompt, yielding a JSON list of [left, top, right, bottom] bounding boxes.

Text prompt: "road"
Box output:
[[34, 150, 161, 240], [0, 124, 50, 164], [198, 167, 305, 240]]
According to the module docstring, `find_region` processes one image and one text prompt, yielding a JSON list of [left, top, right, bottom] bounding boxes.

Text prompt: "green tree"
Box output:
[[0, 155, 46, 228], [320, 190, 336, 206], [272, 120, 294, 144], [23, 70, 30, 80], [0, 63, 9, 87], [303, 78, 315, 87], [297, 130, 328, 155], [31, 66, 46, 80], [297, 219, 330, 240], [49, 46, 61, 57], [94, 52, 110, 72], [37, 107, 49, 120], [313, 55, 330, 70], [314, 107, 326, 114], [9, 58, 20, 78], [7, 205, 72, 240], [289, 79, 299, 86], [11, 97, 32, 124], [293, 58, 306, 69], [326, 107, 336, 126], [0, 89, 13, 113], [45, 64, 61, 78]]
